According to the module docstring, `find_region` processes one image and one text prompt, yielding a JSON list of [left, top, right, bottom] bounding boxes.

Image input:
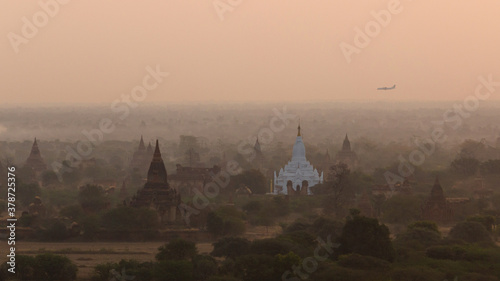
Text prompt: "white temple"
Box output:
[[273, 123, 323, 195]]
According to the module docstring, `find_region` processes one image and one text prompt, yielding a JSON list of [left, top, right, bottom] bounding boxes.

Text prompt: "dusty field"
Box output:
[[6, 242, 214, 280]]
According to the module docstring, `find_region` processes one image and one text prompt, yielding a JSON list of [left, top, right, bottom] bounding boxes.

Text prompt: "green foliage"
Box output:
[[451, 157, 480, 176], [19, 213, 36, 227], [17, 182, 41, 206], [211, 237, 251, 259], [395, 226, 442, 249], [249, 238, 292, 256], [156, 239, 198, 261], [207, 276, 242, 281], [39, 219, 69, 241], [426, 246, 467, 260], [78, 184, 109, 213], [311, 264, 370, 281], [59, 204, 84, 221], [382, 194, 422, 225], [193, 255, 218, 281], [273, 252, 301, 275], [34, 254, 78, 281], [101, 206, 158, 231], [92, 259, 154, 281], [271, 196, 290, 217], [0, 255, 36, 281], [310, 217, 344, 240], [1, 254, 77, 281], [42, 188, 78, 208], [81, 214, 101, 241], [234, 254, 276, 281], [338, 215, 395, 262], [284, 221, 311, 233], [207, 206, 246, 237], [408, 221, 439, 233], [230, 169, 267, 194], [337, 253, 391, 271], [242, 200, 263, 214], [153, 260, 193, 281], [448, 221, 493, 244], [390, 266, 444, 281], [41, 170, 60, 187], [278, 230, 317, 249], [467, 215, 495, 232]]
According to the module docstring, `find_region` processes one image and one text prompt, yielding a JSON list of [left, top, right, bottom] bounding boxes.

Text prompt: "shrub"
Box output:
[[426, 246, 466, 260], [390, 266, 444, 281], [211, 237, 251, 259], [92, 260, 154, 281], [39, 219, 69, 241], [408, 221, 439, 233], [193, 255, 218, 281], [249, 238, 292, 256], [448, 221, 492, 244], [337, 253, 391, 271], [338, 216, 395, 262], [34, 253, 78, 281], [156, 239, 197, 261], [395, 227, 442, 249], [208, 277, 242, 281], [153, 260, 193, 281]]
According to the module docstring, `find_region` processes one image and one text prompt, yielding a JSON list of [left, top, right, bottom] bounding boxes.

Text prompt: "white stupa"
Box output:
[[273, 123, 323, 195]]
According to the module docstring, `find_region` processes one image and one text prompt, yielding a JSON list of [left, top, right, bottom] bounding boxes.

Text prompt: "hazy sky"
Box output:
[[1, 0, 500, 105]]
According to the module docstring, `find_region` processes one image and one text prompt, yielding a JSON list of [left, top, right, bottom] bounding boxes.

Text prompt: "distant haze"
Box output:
[[1, 0, 500, 105]]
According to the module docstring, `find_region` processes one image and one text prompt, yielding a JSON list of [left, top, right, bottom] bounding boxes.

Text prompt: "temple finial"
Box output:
[[297, 119, 301, 136]]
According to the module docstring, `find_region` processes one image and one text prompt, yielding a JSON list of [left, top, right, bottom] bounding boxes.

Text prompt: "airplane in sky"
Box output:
[[377, 84, 396, 90]]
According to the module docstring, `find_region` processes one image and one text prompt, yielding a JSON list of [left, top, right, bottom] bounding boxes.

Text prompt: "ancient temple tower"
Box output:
[[335, 134, 358, 168], [130, 140, 181, 223], [129, 136, 151, 174], [422, 177, 453, 222], [25, 138, 47, 175]]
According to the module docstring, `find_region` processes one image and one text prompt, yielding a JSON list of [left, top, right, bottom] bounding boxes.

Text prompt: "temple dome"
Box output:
[[292, 136, 306, 162]]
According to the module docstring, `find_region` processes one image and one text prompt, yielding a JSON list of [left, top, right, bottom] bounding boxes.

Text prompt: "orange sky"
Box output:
[[1, 0, 500, 105]]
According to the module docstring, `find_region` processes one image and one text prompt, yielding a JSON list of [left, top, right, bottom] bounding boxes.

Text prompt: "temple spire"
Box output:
[[342, 134, 351, 151], [297, 119, 301, 136], [145, 139, 168, 186], [153, 139, 162, 161], [138, 135, 146, 151], [147, 142, 153, 154]]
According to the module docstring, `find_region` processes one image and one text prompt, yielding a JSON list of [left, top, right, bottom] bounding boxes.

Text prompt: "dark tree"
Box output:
[[230, 169, 268, 194], [450, 157, 480, 176], [211, 237, 251, 260], [338, 215, 395, 262], [322, 163, 354, 217], [448, 221, 492, 244], [156, 239, 198, 261], [78, 184, 109, 213]]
